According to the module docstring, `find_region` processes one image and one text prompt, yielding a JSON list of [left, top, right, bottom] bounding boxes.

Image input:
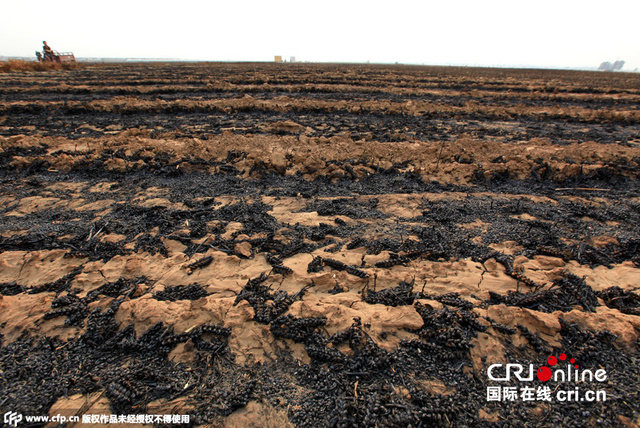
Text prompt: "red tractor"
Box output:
[[36, 41, 75, 63]]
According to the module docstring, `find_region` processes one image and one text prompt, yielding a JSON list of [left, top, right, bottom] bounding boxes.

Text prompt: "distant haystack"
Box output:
[[599, 60, 625, 71]]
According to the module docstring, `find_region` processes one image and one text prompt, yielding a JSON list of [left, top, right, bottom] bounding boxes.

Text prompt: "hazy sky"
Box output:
[[1, 0, 639, 69]]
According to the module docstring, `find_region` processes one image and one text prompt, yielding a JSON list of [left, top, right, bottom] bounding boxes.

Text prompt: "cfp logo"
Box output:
[[4, 412, 22, 427]]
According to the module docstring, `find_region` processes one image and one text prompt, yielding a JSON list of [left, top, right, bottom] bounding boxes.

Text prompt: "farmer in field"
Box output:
[[42, 41, 53, 61]]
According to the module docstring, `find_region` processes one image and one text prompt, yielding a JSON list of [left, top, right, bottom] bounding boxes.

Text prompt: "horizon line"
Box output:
[[1, 55, 637, 72]]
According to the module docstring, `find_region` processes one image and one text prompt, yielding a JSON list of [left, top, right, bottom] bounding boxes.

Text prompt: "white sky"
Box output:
[[1, 0, 639, 69]]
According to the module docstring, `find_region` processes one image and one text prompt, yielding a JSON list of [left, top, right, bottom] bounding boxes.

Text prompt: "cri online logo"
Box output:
[[488, 353, 607, 383]]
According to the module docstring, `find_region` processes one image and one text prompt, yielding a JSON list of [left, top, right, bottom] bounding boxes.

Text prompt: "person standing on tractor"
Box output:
[[43, 41, 54, 62]]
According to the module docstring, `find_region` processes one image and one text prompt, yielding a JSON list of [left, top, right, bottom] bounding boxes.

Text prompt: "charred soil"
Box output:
[[1, 63, 640, 427]]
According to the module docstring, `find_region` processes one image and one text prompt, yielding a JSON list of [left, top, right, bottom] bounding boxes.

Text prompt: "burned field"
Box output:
[[1, 62, 640, 427]]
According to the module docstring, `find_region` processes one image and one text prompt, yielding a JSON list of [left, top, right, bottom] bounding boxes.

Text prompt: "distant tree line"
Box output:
[[599, 60, 625, 71]]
